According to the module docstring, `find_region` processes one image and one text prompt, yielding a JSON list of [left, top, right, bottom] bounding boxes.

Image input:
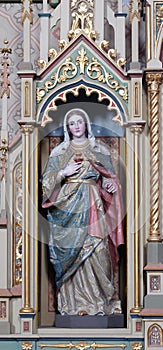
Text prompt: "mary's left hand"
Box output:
[[105, 179, 117, 193]]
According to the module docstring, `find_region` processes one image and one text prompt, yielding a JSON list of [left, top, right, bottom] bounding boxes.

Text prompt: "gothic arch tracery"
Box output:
[[37, 82, 128, 128]]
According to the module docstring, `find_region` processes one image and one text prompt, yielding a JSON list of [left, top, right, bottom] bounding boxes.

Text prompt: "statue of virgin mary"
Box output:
[[41, 108, 124, 316]]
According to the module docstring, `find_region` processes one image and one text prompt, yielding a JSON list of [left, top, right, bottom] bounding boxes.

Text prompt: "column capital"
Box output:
[[145, 71, 163, 90], [19, 125, 34, 135], [18, 121, 40, 135], [124, 121, 146, 134], [130, 124, 145, 135]]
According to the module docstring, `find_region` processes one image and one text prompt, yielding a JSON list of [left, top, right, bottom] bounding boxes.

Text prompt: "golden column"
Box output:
[[146, 72, 163, 242], [130, 123, 145, 314], [19, 123, 35, 314]]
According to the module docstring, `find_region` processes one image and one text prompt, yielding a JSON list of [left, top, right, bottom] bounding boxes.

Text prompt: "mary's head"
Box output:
[[50, 108, 96, 156], [66, 109, 88, 140], [63, 108, 95, 147]]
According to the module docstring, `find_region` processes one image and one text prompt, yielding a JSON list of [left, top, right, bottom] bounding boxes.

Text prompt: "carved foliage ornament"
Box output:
[[146, 72, 163, 90], [37, 58, 77, 103], [87, 58, 128, 101], [131, 343, 143, 350], [13, 155, 23, 286], [21, 0, 33, 25], [37, 48, 128, 104], [129, 0, 141, 22], [71, 0, 94, 7], [13, 162, 23, 285], [69, 0, 96, 40], [38, 41, 126, 72], [0, 39, 12, 98], [22, 342, 33, 350], [0, 139, 8, 180]]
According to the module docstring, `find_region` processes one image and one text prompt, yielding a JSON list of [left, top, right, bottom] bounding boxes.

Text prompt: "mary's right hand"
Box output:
[[62, 162, 82, 177]]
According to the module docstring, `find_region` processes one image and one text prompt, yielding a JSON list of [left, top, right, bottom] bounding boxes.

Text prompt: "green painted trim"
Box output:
[[36, 42, 129, 109]]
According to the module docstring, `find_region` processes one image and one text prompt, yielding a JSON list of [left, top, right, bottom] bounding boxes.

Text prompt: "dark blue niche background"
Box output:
[[43, 102, 125, 138]]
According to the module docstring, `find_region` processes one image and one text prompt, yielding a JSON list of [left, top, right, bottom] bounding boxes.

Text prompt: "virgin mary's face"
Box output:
[[68, 114, 86, 139]]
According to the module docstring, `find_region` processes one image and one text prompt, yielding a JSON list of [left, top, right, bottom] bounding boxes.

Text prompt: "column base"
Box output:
[[130, 306, 142, 314], [19, 306, 35, 314]]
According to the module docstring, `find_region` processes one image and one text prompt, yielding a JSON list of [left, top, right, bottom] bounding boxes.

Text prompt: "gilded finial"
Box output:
[[0, 39, 12, 55]]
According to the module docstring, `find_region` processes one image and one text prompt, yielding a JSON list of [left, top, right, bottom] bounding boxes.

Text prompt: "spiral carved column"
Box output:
[[146, 73, 163, 242]]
